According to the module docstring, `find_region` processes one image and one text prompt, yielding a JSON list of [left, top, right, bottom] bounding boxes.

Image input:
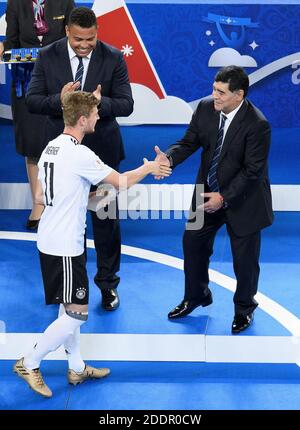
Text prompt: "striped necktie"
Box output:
[[74, 56, 84, 90], [207, 113, 227, 192]]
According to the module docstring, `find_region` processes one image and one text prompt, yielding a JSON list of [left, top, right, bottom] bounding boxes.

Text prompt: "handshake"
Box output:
[[89, 145, 172, 210], [143, 145, 171, 180]]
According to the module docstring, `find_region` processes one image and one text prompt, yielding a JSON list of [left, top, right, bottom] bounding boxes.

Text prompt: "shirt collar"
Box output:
[[222, 100, 244, 123], [67, 41, 93, 61]]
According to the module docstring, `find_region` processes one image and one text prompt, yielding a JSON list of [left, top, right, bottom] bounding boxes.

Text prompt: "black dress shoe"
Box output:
[[101, 288, 120, 311], [26, 219, 40, 230], [168, 294, 212, 319], [231, 313, 253, 334]]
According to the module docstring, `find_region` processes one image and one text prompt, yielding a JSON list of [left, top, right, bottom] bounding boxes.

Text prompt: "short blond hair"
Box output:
[[62, 91, 100, 127]]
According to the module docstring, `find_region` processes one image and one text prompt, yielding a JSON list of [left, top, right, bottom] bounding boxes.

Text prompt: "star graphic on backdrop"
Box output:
[[249, 40, 259, 50], [121, 44, 134, 57], [209, 40, 215, 46]]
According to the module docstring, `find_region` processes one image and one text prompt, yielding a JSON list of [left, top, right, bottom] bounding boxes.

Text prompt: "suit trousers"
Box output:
[[90, 165, 121, 291], [183, 208, 261, 315]]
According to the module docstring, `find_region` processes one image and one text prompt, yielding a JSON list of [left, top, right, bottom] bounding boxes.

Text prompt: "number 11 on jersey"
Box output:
[[44, 162, 54, 206]]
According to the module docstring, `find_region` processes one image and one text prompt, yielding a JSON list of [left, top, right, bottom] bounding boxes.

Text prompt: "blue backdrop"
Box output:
[[1, 1, 300, 128]]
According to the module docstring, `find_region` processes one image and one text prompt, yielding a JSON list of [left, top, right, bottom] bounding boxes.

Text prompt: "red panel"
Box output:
[[97, 8, 165, 99]]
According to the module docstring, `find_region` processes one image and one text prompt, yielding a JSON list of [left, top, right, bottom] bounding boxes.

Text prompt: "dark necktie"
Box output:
[[207, 113, 227, 192], [74, 56, 84, 90]]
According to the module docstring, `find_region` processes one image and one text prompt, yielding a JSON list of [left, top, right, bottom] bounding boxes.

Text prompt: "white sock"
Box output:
[[58, 304, 85, 373], [24, 313, 85, 370], [58, 304, 65, 318], [64, 328, 85, 373]]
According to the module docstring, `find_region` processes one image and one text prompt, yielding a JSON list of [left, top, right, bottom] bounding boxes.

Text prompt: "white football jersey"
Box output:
[[37, 133, 112, 256]]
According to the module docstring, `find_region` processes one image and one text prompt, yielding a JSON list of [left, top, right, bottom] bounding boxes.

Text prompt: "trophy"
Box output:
[[1, 47, 40, 63]]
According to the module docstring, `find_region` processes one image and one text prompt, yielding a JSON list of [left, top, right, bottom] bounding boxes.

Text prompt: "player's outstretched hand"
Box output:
[[143, 158, 172, 178]]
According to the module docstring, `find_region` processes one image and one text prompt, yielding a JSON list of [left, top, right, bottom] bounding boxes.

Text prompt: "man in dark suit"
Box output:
[[155, 66, 273, 333], [26, 7, 134, 311]]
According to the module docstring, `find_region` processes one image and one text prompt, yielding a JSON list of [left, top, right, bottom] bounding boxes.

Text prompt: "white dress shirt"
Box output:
[[67, 42, 92, 89], [220, 100, 244, 143]]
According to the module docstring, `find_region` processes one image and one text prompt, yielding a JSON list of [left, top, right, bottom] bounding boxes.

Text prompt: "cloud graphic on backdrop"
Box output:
[[118, 84, 193, 125], [208, 47, 257, 68], [189, 52, 300, 111]]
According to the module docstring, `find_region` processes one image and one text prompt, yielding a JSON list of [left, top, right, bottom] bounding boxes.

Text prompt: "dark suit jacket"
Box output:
[[3, 0, 75, 50], [26, 38, 134, 166], [166, 96, 273, 237]]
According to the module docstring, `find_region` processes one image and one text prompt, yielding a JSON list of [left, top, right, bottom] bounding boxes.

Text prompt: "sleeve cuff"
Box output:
[[166, 154, 173, 167]]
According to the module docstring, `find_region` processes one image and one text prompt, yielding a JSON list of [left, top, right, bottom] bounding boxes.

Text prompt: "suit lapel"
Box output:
[[208, 111, 220, 155], [83, 42, 103, 91], [22, 0, 38, 44], [56, 39, 73, 84], [207, 110, 222, 166], [44, 0, 54, 31], [44, 0, 51, 24], [43, 0, 52, 46], [23, 0, 34, 25], [218, 100, 248, 163]]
